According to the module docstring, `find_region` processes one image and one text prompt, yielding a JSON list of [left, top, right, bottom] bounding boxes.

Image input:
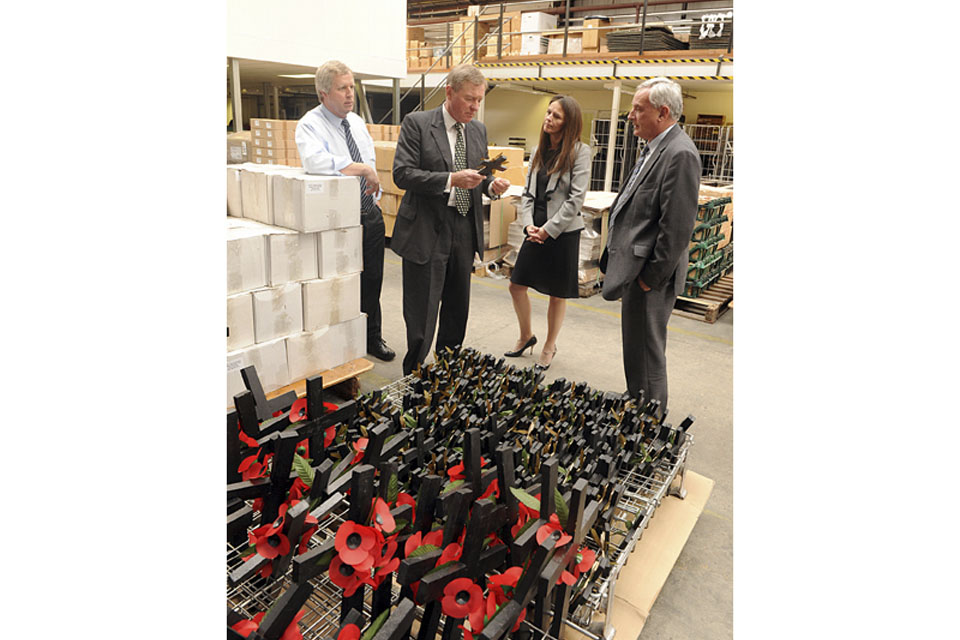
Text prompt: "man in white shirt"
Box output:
[[295, 60, 394, 362]]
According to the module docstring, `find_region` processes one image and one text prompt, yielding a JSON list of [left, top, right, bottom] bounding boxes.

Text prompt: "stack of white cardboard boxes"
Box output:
[[520, 11, 556, 55], [226, 162, 366, 408]]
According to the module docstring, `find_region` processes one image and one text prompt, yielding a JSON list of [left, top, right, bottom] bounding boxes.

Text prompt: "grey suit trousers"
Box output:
[[621, 277, 678, 413], [400, 206, 476, 374]]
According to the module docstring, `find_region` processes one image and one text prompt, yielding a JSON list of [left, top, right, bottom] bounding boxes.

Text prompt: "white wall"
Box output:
[[227, 0, 406, 79]]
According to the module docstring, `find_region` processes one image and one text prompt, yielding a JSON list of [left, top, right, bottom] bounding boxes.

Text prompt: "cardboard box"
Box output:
[[383, 212, 397, 238], [252, 282, 304, 344], [488, 198, 518, 248], [317, 226, 363, 278], [250, 118, 298, 131], [377, 169, 404, 195], [240, 164, 302, 225], [226, 224, 267, 295], [374, 141, 397, 170], [302, 272, 361, 332], [227, 131, 252, 164], [272, 173, 361, 233], [407, 26, 425, 41], [253, 136, 296, 151], [253, 146, 290, 159], [379, 192, 400, 216], [227, 165, 243, 217], [583, 18, 611, 50], [548, 35, 582, 54], [266, 229, 318, 285], [520, 34, 548, 55], [285, 314, 366, 381], [510, 34, 522, 55], [253, 127, 296, 141], [227, 292, 255, 352], [520, 11, 558, 33], [226, 337, 289, 408]]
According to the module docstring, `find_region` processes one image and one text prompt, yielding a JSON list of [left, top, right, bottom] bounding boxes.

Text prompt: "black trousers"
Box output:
[[361, 206, 385, 346], [400, 207, 476, 375]]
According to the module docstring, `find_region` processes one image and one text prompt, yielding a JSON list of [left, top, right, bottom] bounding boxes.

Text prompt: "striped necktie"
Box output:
[[341, 119, 375, 213], [453, 122, 470, 216]]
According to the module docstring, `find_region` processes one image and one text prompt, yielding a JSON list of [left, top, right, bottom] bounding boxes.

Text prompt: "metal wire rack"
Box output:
[[234, 376, 692, 640]]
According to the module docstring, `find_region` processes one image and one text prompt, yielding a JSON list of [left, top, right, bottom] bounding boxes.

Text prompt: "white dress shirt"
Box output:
[[295, 104, 380, 199]]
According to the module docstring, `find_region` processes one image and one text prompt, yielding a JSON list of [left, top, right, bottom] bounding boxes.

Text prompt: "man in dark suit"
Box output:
[[392, 64, 510, 374], [600, 78, 701, 413]]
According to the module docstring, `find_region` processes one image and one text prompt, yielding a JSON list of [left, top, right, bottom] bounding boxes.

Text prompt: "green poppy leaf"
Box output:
[[361, 609, 391, 640], [408, 544, 441, 558], [292, 453, 315, 488], [509, 487, 541, 512]]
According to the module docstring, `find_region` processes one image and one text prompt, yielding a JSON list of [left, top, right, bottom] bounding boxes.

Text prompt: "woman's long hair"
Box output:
[[530, 95, 583, 176]]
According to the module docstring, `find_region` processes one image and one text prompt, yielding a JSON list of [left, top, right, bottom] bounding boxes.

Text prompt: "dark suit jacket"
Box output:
[[600, 125, 701, 300], [391, 106, 494, 265]]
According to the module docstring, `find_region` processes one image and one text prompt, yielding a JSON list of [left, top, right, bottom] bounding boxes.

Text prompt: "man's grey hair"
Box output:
[[638, 77, 683, 121], [315, 60, 352, 99], [447, 64, 486, 92]]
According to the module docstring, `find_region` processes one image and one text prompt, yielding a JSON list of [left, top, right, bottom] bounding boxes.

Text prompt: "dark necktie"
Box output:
[[453, 122, 470, 216], [609, 144, 650, 229], [341, 119, 375, 213]]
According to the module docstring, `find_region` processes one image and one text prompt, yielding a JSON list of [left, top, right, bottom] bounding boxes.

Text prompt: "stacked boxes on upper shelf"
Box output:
[[226, 164, 366, 408], [684, 184, 733, 298], [250, 118, 301, 167], [520, 11, 557, 55]]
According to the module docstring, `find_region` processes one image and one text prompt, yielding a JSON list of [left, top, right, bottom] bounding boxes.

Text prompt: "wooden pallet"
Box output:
[[265, 357, 374, 402], [673, 272, 733, 323]]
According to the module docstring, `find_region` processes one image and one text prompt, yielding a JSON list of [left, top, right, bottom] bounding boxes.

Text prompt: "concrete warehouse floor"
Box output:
[[356, 247, 733, 640]]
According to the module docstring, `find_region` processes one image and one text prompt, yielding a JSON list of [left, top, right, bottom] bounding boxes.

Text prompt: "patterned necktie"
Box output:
[[342, 119, 375, 213], [609, 144, 650, 228], [453, 122, 470, 217]]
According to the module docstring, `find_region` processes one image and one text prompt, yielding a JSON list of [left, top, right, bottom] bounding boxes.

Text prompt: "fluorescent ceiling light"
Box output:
[[278, 74, 315, 79]]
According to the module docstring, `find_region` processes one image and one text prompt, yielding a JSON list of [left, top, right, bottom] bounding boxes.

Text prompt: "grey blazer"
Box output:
[[518, 142, 591, 238], [391, 106, 494, 265], [600, 125, 701, 300]]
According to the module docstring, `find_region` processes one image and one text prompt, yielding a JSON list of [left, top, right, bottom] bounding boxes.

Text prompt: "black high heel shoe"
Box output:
[[504, 335, 537, 357]]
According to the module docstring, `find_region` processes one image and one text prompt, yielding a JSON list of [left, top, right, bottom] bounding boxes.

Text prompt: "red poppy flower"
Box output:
[[351, 438, 368, 464], [329, 555, 368, 597], [297, 512, 319, 555], [371, 497, 396, 534], [405, 527, 444, 557], [480, 479, 499, 500], [238, 453, 267, 481], [396, 491, 416, 519], [488, 566, 523, 604], [536, 513, 572, 548], [238, 425, 259, 448], [279, 610, 306, 640], [518, 495, 540, 521], [255, 531, 290, 559], [273, 409, 284, 418], [437, 543, 462, 567], [231, 612, 264, 638], [337, 623, 361, 640], [324, 426, 337, 448], [459, 626, 474, 640], [296, 437, 310, 458], [259, 561, 273, 579], [288, 477, 310, 502], [574, 547, 596, 576], [289, 397, 308, 422], [375, 538, 398, 568], [442, 577, 484, 620], [334, 521, 378, 568], [252, 497, 263, 513], [447, 462, 465, 481]]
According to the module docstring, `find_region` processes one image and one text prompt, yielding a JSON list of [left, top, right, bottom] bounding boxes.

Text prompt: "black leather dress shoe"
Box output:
[[368, 339, 396, 362]]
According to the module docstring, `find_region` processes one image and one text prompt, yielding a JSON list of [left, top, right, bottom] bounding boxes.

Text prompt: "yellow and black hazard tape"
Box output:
[[476, 57, 730, 68], [489, 75, 732, 82]]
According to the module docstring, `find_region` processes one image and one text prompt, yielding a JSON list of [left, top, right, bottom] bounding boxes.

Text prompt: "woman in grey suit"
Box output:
[[505, 95, 591, 370]]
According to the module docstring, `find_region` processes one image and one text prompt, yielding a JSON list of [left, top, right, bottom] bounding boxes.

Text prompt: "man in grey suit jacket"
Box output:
[[600, 78, 701, 414], [392, 64, 510, 374]]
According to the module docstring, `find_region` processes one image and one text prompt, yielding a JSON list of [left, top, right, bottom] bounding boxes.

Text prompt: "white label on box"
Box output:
[[230, 147, 243, 161], [306, 182, 325, 194]]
